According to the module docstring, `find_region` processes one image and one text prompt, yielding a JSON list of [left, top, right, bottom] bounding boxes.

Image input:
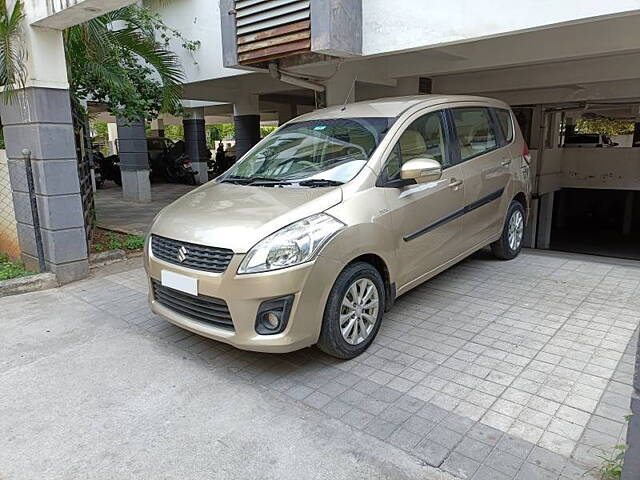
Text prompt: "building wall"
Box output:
[[361, 0, 640, 56], [144, 0, 247, 84], [0, 150, 20, 259]]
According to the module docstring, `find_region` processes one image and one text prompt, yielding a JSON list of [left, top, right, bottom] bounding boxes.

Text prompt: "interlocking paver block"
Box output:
[[454, 437, 493, 462], [411, 439, 449, 467], [442, 452, 480, 479], [467, 423, 503, 446], [485, 449, 524, 476]]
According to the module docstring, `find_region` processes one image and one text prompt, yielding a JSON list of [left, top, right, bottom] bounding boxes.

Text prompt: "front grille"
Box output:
[[152, 280, 234, 331], [151, 234, 233, 273]]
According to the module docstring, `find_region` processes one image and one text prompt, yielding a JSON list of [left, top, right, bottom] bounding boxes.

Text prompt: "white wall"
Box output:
[[144, 0, 247, 85], [362, 0, 640, 56], [562, 148, 640, 190]]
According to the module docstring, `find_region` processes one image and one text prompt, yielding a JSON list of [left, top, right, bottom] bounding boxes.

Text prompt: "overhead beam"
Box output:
[[31, 0, 137, 30]]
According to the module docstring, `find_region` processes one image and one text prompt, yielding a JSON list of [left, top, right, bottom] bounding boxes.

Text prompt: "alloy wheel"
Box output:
[[339, 278, 380, 345], [508, 209, 524, 251]]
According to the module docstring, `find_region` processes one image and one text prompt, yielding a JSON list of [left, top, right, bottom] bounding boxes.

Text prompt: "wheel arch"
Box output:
[[513, 191, 529, 224], [346, 253, 395, 311]]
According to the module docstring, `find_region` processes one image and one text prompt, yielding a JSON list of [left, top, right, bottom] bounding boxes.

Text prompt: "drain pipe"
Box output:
[[268, 63, 325, 93], [22, 148, 47, 272]]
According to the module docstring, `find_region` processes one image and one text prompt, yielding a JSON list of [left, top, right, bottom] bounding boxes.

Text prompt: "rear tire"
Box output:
[[491, 200, 525, 260], [317, 262, 385, 359]]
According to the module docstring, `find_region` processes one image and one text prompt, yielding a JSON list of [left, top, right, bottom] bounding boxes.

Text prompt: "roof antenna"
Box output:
[[341, 75, 357, 111]]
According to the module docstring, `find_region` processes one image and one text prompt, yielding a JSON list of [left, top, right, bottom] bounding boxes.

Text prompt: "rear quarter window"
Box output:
[[495, 109, 514, 143]]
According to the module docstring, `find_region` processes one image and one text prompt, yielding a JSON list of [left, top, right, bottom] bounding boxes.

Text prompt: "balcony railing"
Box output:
[[32, 0, 136, 30], [45, 0, 83, 16]]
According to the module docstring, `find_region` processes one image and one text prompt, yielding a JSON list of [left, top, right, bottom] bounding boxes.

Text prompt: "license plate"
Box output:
[[161, 270, 198, 296]]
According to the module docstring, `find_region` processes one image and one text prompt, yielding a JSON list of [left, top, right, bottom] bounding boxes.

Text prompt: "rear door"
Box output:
[[447, 106, 511, 252]]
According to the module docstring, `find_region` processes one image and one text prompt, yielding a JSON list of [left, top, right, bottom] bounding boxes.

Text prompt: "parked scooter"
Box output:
[[99, 153, 123, 186], [161, 140, 197, 185]]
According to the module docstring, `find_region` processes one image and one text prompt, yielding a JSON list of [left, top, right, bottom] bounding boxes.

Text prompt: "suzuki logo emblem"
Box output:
[[177, 246, 188, 263]]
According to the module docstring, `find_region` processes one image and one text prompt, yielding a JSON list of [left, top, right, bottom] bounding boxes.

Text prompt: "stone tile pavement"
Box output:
[[94, 182, 196, 234], [63, 250, 640, 479]]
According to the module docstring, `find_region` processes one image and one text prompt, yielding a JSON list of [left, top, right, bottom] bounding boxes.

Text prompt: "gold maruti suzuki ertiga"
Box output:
[[144, 95, 531, 359]]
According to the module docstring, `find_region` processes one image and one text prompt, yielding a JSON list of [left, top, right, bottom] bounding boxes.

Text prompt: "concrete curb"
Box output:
[[0, 272, 58, 297], [89, 249, 127, 267]]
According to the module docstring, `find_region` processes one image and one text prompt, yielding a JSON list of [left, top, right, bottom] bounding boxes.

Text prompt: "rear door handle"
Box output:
[[501, 159, 512, 167], [448, 179, 463, 189]]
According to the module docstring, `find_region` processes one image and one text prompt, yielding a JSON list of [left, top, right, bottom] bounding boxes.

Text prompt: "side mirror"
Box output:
[[400, 158, 442, 184]]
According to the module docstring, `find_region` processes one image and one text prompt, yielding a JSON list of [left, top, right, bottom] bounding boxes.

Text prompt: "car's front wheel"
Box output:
[[491, 200, 525, 260], [317, 262, 385, 359]]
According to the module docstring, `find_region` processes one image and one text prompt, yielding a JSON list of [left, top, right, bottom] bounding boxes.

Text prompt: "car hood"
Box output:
[[151, 181, 343, 253]]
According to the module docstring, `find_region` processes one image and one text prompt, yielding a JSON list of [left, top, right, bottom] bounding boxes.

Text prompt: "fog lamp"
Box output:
[[255, 295, 294, 335]]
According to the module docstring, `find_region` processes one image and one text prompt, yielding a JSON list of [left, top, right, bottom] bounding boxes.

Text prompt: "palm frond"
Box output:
[[0, 0, 27, 103]]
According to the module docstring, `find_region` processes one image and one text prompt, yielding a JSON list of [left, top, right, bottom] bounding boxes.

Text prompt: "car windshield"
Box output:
[[220, 117, 395, 185]]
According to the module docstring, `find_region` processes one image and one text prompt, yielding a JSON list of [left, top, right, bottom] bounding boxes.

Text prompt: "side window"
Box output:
[[383, 111, 448, 180], [495, 109, 514, 143], [451, 108, 498, 161]]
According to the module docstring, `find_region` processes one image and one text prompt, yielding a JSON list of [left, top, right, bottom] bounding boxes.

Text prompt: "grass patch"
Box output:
[[91, 228, 145, 254], [598, 443, 626, 479], [0, 253, 35, 281]]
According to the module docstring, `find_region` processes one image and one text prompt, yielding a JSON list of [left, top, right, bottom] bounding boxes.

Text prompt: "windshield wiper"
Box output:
[[296, 179, 344, 187], [219, 176, 252, 185], [219, 176, 290, 186], [249, 179, 292, 186]]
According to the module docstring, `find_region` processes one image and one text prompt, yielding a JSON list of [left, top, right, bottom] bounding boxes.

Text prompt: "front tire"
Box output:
[[491, 200, 525, 260], [317, 262, 385, 359]]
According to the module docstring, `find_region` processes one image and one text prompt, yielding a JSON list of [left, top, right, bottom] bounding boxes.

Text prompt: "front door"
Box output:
[[381, 110, 466, 290], [448, 107, 511, 251]]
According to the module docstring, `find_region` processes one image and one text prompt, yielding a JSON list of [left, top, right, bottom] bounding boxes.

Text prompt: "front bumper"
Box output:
[[145, 248, 341, 353]]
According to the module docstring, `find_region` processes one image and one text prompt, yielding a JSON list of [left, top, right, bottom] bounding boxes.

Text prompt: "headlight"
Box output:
[[238, 213, 345, 274]]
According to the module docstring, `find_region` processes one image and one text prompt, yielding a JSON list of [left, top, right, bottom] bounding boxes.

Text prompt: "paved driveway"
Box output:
[[2, 250, 638, 479], [94, 182, 195, 235]]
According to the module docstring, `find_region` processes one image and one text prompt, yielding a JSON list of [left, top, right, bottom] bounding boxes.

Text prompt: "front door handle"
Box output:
[[501, 159, 512, 167], [448, 178, 463, 189]]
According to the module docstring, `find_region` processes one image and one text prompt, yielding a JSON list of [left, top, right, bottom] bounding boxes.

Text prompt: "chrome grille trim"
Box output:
[[151, 234, 234, 273]]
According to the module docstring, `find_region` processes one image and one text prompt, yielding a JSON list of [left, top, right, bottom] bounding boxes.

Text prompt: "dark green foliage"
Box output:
[[0, 252, 34, 281], [65, 5, 199, 121]]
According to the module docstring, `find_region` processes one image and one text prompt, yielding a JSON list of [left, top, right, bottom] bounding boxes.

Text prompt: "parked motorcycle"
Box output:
[[90, 145, 105, 189], [160, 140, 197, 185], [99, 138, 197, 186], [100, 153, 123, 186]]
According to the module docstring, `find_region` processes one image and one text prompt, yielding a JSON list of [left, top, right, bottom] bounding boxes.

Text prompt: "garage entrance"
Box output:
[[550, 188, 640, 260]]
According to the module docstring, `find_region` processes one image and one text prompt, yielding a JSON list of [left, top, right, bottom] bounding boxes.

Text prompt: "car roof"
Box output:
[[292, 94, 510, 121]]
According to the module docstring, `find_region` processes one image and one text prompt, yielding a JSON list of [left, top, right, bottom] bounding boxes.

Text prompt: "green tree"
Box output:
[[65, 5, 199, 121], [0, 0, 27, 102], [164, 124, 184, 141], [575, 118, 635, 136]]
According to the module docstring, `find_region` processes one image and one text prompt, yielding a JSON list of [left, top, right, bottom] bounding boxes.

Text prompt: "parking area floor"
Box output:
[[94, 182, 195, 235], [2, 250, 638, 479]]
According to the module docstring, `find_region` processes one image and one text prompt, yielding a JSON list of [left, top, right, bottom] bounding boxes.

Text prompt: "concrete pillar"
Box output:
[[0, 24, 89, 283], [522, 197, 539, 248], [233, 94, 260, 159], [150, 118, 164, 138], [325, 72, 356, 107], [632, 122, 640, 147], [183, 107, 209, 184], [536, 192, 554, 249], [116, 117, 151, 203], [107, 122, 118, 155], [278, 102, 298, 125]]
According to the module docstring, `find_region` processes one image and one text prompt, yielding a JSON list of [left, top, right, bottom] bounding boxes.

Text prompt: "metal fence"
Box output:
[[0, 150, 20, 259]]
